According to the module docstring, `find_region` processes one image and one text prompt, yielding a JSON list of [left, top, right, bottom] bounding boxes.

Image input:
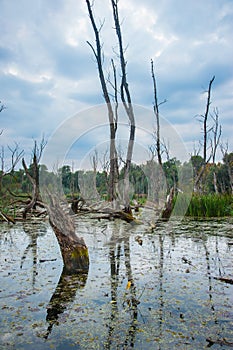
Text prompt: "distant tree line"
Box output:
[[0, 153, 232, 202]]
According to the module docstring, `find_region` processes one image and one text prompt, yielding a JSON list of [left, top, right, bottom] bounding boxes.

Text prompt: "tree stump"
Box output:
[[161, 187, 175, 220], [46, 193, 89, 273]]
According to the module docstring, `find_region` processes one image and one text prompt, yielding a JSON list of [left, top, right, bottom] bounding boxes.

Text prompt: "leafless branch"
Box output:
[[90, 149, 98, 171], [203, 75, 215, 163], [8, 142, 24, 172], [31, 136, 47, 164], [210, 107, 222, 163], [0, 101, 6, 113], [220, 140, 228, 157], [151, 59, 162, 166]]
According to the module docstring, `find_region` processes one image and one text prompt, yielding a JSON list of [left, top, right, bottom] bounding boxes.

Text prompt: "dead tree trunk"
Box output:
[[161, 187, 175, 220], [211, 107, 221, 193], [22, 156, 43, 219], [111, 0, 136, 212], [151, 59, 164, 167], [22, 139, 46, 219], [46, 193, 89, 273], [195, 76, 215, 193], [203, 76, 215, 164], [150, 59, 167, 205], [86, 0, 118, 202]]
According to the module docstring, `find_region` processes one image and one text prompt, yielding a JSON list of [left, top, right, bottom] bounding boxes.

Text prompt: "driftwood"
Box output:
[[110, 209, 136, 223], [213, 276, 233, 285], [87, 209, 139, 224], [0, 210, 15, 224], [206, 338, 233, 347], [46, 193, 89, 273], [69, 198, 138, 223]]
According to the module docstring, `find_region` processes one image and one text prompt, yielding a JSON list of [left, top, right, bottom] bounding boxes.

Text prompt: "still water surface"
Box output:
[[0, 212, 233, 349]]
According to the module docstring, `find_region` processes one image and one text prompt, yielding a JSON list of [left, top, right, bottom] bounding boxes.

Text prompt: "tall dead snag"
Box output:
[[86, 0, 136, 213], [210, 107, 222, 193], [195, 76, 215, 192], [111, 0, 136, 213], [150, 59, 168, 207], [203, 76, 215, 164], [86, 0, 118, 202], [22, 139, 46, 219], [46, 193, 89, 273], [151, 59, 163, 167]]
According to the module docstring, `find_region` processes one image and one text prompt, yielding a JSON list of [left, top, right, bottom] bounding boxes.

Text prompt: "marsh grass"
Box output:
[[173, 193, 233, 218]]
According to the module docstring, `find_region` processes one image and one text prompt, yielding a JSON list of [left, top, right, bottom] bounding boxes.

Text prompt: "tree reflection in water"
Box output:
[[20, 221, 89, 340], [105, 224, 140, 349], [20, 222, 47, 289], [44, 268, 88, 339]]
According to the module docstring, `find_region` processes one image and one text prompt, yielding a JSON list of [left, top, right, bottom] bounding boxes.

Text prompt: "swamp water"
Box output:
[[0, 212, 233, 349]]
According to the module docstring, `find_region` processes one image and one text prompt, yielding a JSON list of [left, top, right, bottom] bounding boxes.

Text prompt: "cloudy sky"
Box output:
[[0, 0, 232, 169]]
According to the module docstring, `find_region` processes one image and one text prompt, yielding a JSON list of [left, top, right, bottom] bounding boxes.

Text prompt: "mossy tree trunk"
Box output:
[[46, 193, 89, 273]]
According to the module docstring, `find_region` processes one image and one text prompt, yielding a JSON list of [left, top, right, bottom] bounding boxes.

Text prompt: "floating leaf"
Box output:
[[126, 281, 131, 290]]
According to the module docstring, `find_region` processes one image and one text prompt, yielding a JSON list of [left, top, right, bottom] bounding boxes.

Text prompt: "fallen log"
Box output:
[[0, 210, 15, 224], [206, 338, 233, 347], [46, 193, 89, 273], [89, 210, 141, 224]]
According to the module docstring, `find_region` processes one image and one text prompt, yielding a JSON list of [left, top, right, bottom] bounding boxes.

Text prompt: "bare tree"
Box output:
[[210, 107, 222, 193], [151, 59, 167, 167], [86, 0, 118, 202], [89, 148, 100, 200], [194, 76, 215, 192], [22, 137, 47, 219], [86, 0, 136, 212], [202, 76, 215, 164], [0, 142, 24, 193], [110, 0, 136, 212]]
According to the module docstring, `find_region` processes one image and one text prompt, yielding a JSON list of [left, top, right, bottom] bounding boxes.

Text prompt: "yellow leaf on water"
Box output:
[[126, 281, 131, 290]]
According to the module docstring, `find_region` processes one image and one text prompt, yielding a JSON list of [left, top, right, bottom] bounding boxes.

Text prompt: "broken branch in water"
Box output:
[[39, 258, 57, 263], [182, 256, 196, 268], [213, 276, 233, 284], [206, 338, 233, 347]]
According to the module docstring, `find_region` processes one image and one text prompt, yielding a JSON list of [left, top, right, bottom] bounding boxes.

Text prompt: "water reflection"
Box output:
[[44, 268, 88, 339], [0, 217, 232, 349], [20, 222, 47, 289], [105, 226, 140, 349]]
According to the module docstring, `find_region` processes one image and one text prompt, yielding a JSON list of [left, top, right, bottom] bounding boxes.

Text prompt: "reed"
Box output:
[[173, 193, 233, 218]]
